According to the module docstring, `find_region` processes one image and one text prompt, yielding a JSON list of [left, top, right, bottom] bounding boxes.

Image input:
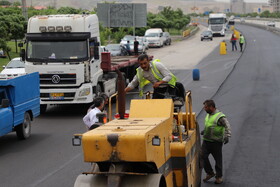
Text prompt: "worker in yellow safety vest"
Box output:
[[201, 99, 231, 184], [124, 54, 177, 99]]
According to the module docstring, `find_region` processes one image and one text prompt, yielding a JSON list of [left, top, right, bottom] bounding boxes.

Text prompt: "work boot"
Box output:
[[214, 177, 223, 184], [203, 173, 215, 182]]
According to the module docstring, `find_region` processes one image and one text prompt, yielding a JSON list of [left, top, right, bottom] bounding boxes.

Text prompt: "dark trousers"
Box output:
[[134, 47, 138, 55], [231, 41, 237, 51], [153, 86, 175, 99], [201, 140, 223, 178], [239, 43, 243, 52]]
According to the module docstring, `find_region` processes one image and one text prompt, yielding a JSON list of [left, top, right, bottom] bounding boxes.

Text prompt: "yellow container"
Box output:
[[220, 41, 227, 55]]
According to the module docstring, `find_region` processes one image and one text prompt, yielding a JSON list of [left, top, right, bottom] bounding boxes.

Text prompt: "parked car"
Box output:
[[105, 44, 122, 56], [267, 21, 275, 27], [137, 36, 149, 50], [145, 28, 164, 47], [163, 32, 171, 45], [120, 35, 135, 45], [0, 57, 26, 79], [128, 40, 146, 54], [201, 31, 213, 41]]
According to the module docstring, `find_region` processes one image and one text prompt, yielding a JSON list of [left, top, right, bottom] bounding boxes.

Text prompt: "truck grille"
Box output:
[[40, 74, 76, 85], [211, 25, 223, 31]]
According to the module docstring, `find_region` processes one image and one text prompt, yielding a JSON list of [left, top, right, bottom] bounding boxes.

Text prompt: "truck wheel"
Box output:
[[16, 112, 31, 140], [40, 104, 47, 114]]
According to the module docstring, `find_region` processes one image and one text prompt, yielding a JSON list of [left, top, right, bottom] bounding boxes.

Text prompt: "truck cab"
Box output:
[[208, 13, 227, 36], [22, 14, 104, 112]]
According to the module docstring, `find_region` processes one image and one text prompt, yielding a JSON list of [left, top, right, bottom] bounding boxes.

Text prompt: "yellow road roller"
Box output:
[[73, 71, 202, 186]]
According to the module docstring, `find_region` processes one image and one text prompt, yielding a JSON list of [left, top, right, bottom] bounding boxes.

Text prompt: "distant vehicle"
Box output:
[[267, 21, 275, 27], [0, 72, 40, 139], [128, 40, 146, 54], [0, 57, 26, 79], [137, 36, 149, 50], [208, 13, 227, 36], [240, 18, 245, 23], [163, 32, 171, 45], [0, 49, 6, 58], [256, 16, 260, 19], [120, 35, 135, 45], [145, 28, 164, 47], [105, 44, 122, 56], [201, 30, 213, 41]]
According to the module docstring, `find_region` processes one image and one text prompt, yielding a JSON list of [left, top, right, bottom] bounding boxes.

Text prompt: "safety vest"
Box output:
[[203, 112, 226, 142], [136, 59, 177, 96], [239, 36, 245, 44]]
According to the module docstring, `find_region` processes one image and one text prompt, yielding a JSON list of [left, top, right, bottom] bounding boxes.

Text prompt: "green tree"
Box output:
[[57, 7, 82, 14], [260, 10, 270, 18], [0, 1, 11, 6]]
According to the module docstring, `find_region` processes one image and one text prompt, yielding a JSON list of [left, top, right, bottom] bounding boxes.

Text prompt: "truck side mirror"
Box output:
[[20, 49, 25, 61], [1, 99, 9, 108], [18, 43, 23, 48]]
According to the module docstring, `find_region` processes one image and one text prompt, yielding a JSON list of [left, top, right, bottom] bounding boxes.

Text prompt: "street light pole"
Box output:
[[21, 0, 28, 21]]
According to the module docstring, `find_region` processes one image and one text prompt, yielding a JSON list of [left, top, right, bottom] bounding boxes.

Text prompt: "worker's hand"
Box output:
[[124, 87, 131, 93], [153, 82, 161, 88], [224, 137, 229, 144], [200, 130, 204, 135]]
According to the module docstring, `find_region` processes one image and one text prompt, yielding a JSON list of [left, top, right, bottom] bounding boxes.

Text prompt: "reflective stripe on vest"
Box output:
[[203, 112, 226, 142], [136, 59, 177, 96]]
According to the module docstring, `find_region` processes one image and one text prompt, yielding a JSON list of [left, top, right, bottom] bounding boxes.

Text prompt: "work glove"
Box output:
[[200, 130, 204, 135], [224, 137, 229, 145]]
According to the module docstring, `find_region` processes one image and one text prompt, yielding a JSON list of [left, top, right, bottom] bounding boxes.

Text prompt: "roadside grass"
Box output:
[[0, 41, 23, 71]]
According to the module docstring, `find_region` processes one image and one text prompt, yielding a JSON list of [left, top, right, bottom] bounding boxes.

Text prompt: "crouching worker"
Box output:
[[83, 97, 105, 130], [124, 54, 177, 98]]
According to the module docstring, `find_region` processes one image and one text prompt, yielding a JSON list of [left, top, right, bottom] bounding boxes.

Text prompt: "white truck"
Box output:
[[21, 14, 144, 113], [208, 13, 227, 36]]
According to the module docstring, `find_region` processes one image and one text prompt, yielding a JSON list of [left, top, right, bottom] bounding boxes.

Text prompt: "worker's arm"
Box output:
[[83, 113, 92, 128], [125, 75, 139, 93], [154, 62, 172, 88], [218, 117, 231, 138]]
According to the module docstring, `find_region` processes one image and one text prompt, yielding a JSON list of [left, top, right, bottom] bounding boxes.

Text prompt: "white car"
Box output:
[[0, 57, 26, 79], [267, 21, 275, 27]]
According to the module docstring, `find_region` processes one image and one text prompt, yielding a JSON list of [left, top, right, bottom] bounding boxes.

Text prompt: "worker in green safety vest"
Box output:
[[201, 99, 231, 184], [124, 54, 177, 99], [239, 33, 245, 52]]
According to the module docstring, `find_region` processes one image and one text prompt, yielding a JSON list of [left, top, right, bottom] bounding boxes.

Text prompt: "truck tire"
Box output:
[[16, 112, 31, 140]]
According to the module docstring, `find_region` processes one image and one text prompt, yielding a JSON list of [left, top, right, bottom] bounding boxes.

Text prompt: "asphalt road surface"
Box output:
[[1, 23, 280, 187], [199, 24, 280, 187]]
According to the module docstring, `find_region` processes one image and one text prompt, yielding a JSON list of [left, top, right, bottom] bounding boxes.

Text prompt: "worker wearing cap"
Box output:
[[124, 54, 177, 98], [201, 99, 231, 184]]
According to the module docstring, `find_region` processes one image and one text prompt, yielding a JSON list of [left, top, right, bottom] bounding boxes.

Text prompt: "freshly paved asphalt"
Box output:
[[1, 23, 280, 187]]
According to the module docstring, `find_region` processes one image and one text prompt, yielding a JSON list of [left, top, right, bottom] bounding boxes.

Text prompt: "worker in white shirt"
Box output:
[[83, 97, 104, 130]]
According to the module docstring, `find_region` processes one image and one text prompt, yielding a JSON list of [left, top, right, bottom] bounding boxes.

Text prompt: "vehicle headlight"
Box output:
[[0, 74, 7, 79], [79, 87, 90, 96]]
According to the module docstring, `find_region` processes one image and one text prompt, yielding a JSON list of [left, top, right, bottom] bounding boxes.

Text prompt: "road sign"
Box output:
[[97, 3, 147, 28]]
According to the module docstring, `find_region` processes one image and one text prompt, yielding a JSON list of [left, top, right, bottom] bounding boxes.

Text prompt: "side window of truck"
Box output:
[[0, 89, 7, 107]]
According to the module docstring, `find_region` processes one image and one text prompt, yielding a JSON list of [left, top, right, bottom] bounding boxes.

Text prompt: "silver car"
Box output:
[[201, 31, 213, 41]]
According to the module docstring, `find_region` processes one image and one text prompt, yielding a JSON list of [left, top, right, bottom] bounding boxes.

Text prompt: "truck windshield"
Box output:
[[26, 40, 88, 62], [209, 18, 225, 24]]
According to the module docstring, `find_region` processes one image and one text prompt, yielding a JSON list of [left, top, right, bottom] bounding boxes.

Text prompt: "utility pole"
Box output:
[[21, 0, 28, 21], [54, 0, 57, 9]]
